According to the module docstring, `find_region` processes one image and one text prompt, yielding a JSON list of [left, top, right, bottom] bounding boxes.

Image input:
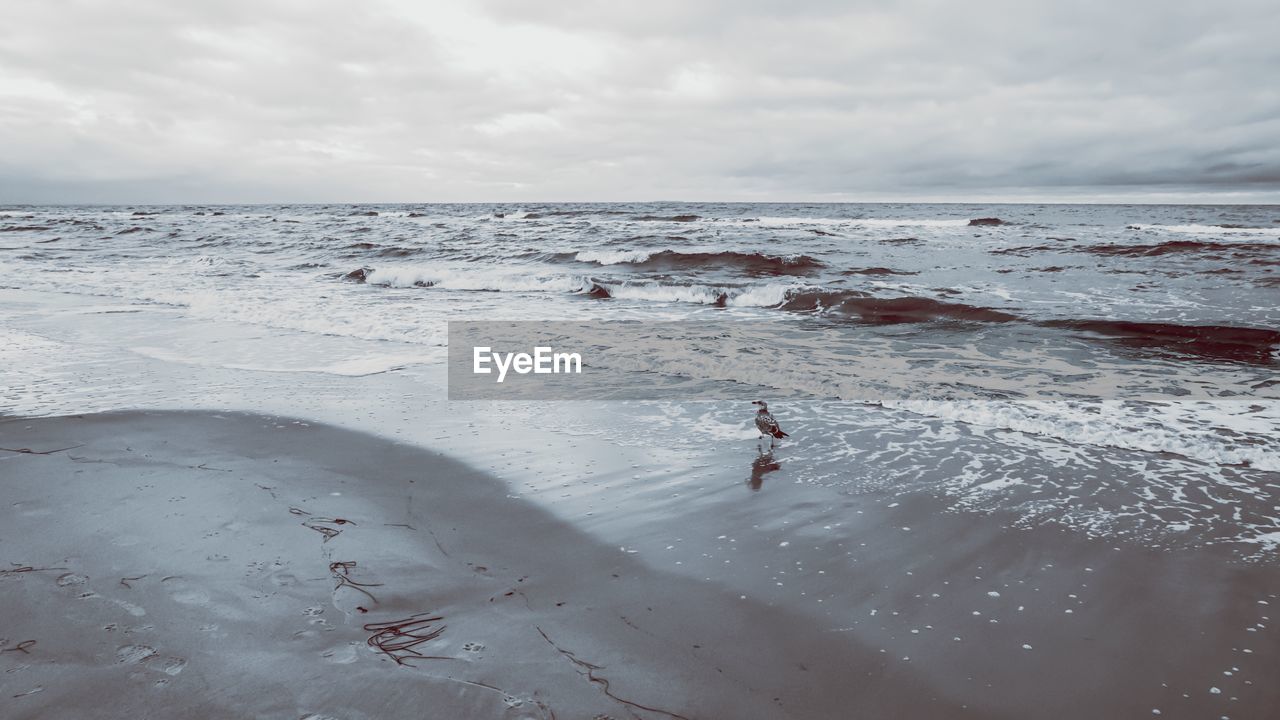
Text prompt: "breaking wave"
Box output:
[[1083, 240, 1279, 258], [1128, 223, 1280, 236], [564, 249, 825, 275], [778, 290, 1018, 324], [1045, 319, 1280, 364]]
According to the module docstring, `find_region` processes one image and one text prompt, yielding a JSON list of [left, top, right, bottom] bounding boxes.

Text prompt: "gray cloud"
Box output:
[[1, 0, 1277, 203]]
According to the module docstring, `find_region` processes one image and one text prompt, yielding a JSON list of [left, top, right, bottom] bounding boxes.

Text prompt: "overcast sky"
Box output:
[[1, 0, 1278, 203]]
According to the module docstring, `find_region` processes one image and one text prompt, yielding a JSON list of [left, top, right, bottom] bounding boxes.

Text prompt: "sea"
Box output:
[[1, 202, 1278, 556]]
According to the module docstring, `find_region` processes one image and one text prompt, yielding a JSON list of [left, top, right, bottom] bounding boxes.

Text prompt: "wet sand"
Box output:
[[2, 410, 989, 720], [3, 410, 1278, 719]]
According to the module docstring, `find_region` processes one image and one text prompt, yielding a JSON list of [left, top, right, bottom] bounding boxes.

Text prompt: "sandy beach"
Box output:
[[2, 410, 983, 720], [3, 407, 1276, 719]]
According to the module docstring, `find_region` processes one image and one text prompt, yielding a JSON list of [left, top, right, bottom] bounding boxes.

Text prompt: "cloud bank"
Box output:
[[1, 0, 1277, 203]]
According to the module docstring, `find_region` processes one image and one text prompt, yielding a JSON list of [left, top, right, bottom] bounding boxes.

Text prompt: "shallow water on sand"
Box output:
[[2, 286, 1279, 717], [2, 275, 1278, 555]]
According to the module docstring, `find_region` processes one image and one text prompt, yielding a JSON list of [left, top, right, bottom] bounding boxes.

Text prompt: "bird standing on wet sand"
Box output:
[[752, 400, 788, 456]]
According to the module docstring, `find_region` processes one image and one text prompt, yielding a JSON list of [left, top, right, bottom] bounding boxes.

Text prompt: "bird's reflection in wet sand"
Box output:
[[748, 456, 781, 491]]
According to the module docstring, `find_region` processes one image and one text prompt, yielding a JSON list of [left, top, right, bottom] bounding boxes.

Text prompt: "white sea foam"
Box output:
[[130, 345, 434, 376], [574, 249, 655, 264], [751, 217, 970, 228], [726, 284, 798, 307], [1127, 223, 1280, 239], [366, 265, 593, 293], [883, 398, 1280, 472], [1239, 531, 1280, 553], [576, 330, 1279, 472], [596, 281, 798, 307], [601, 282, 727, 305], [360, 265, 800, 309], [850, 218, 973, 228]]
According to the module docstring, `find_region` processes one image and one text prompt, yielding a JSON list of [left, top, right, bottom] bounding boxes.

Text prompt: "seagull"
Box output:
[[752, 400, 789, 438], [752, 400, 788, 456]]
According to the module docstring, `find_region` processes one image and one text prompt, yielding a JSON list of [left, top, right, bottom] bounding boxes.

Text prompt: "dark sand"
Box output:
[[2, 411, 993, 720]]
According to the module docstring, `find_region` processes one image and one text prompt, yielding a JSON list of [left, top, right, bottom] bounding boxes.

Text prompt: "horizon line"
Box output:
[[5, 199, 1280, 207]]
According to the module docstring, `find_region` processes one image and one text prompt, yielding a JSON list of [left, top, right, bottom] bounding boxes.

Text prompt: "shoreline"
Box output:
[[1, 410, 979, 719], [2, 410, 1276, 718]]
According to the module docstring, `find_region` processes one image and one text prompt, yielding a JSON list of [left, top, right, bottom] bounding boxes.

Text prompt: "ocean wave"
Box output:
[[1128, 223, 1280, 237], [566, 249, 825, 275], [1044, 319, 1280, 364], [363, 265, 595, 293], [519, 209, 629, 220], [571, 249, 653, 264], [586, 281, 1017, 320], [341, 242, 423, 258], [884, 398, 1280, 471], [350, 264, 801, 308], [346, 266, 1276, 364], [751, 217, 970, 228], [993, 238, 1279, 259], [590, 280, 796, 307], [597, 234, 692, 247], [1084, 240, 1278, 257], [631, 214, 701, 222], [778, 290, 1018, 324], [839, 267, 919, 276], [579, 337, 1280, 470], [774, 291, 1279, 361]]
